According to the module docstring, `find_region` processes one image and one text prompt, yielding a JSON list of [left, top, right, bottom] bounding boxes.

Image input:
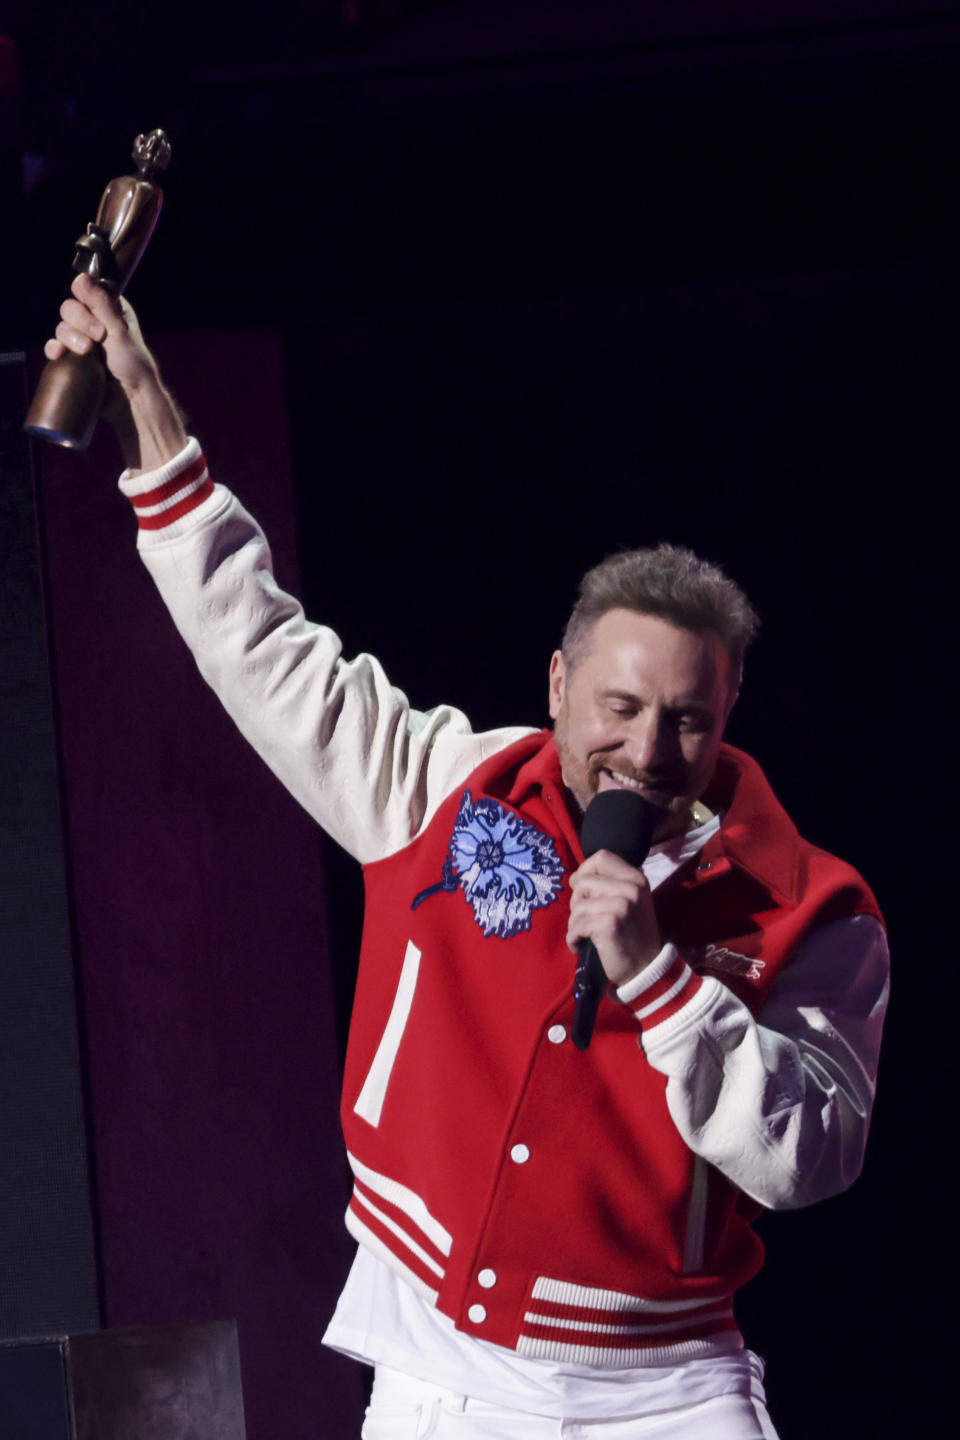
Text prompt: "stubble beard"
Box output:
[[553, 717, 692, 838]]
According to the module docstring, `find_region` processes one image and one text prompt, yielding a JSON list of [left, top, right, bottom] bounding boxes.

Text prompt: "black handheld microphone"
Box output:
[[572, 789, 658, 1051]]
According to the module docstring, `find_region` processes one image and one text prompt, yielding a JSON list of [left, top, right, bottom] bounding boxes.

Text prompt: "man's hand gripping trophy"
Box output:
[[26, 128, 183, 464]]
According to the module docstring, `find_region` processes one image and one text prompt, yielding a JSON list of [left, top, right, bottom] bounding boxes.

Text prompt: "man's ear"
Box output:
[[548, 650, 566, 720]]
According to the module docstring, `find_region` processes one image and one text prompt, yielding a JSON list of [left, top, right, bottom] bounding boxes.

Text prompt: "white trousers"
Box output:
[[361, 1365, 781, 1440]]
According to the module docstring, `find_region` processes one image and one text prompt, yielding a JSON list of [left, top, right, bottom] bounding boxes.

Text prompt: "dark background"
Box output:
[[2, 2, 955, 1437]]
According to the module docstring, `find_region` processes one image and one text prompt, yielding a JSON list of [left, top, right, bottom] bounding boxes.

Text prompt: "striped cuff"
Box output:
[[616, 942, 705, 1036], [516, 1276, 738, 1364], [118, 436, 219, 539]]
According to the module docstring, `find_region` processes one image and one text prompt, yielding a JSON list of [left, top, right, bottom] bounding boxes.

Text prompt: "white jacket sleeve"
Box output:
[[616, 913, 889, 1210], [120, 439, 532, 863]]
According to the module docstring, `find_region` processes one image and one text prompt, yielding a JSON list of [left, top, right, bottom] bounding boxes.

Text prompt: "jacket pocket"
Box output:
[[354, 939, 422, 1126]]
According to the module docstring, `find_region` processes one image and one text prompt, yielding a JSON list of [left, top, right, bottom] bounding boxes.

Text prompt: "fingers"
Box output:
[[566, 893, 638, 952], [48, 280, 112, 357], [570, 886, 641, 918], [53, 318, 97, 355], [567, 886, 641, 945], [566, 851, 658, 976], [71, 271, 126, 334], [47, 276, 146, 378], [61, 296, 105, 341], [575, 851, 644, 882], [569, 852, 647, 909], [53, 297, 106, 356], [572, 873, 645, 903]]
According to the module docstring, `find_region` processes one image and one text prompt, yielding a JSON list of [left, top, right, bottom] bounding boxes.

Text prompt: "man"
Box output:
[[46, 275, 888, 1439]]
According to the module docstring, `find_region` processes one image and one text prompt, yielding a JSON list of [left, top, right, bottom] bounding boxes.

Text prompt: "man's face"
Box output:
[[548, 608, 738, 839]]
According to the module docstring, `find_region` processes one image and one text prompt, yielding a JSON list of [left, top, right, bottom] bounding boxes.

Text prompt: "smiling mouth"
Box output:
[[598, 767, 676, 799]]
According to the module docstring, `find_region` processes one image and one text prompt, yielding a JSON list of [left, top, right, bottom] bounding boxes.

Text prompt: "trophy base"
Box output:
[[23, 425, 89, 450], [24, 349, 106, 452]]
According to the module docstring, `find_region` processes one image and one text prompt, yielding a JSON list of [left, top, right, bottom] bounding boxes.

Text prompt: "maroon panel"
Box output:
[[34, 329, 365, 1440]]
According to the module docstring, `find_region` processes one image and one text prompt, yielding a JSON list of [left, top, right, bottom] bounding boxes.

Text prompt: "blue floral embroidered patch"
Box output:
[[411, 792, 565, 938]]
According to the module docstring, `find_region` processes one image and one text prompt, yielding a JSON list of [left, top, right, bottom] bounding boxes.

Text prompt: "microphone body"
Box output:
[[572, 790, 658, 1051]]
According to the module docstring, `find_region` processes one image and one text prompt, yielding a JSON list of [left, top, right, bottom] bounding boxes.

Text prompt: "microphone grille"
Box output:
[[580, 789, 658, 867]]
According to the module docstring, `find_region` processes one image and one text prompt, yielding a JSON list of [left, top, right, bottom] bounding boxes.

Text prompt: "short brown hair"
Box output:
[[561, 543, 759, 672]]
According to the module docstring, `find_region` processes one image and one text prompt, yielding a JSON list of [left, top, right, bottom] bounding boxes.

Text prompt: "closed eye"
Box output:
[[675, 710, 713, 733]]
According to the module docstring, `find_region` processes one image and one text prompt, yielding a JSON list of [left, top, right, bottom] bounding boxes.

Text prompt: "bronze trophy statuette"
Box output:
[[24, 129, 172, 450]]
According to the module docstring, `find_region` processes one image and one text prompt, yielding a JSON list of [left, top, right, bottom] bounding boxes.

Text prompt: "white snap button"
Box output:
[[468, 1304, 487, 1324], [547, 1025, 567, 1044], [510, 1143, 530, 1164], [477, 1268, 497, 1289]]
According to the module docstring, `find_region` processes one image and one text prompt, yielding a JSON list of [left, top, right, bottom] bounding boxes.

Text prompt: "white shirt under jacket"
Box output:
[[118, 439, 889, 1419]]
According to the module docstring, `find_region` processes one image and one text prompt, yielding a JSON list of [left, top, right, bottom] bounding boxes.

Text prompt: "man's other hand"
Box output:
[[567, 851, 662, 987]]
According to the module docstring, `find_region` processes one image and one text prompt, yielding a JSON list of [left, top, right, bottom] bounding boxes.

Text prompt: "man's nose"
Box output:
[[623, 712, 671, 774]]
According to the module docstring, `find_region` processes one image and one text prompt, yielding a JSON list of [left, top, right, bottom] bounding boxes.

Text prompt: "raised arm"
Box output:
[[46, 278, 532, 861]]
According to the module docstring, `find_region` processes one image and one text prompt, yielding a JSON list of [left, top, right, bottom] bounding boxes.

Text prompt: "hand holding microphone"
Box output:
[[569, 790, 662, 1050]]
